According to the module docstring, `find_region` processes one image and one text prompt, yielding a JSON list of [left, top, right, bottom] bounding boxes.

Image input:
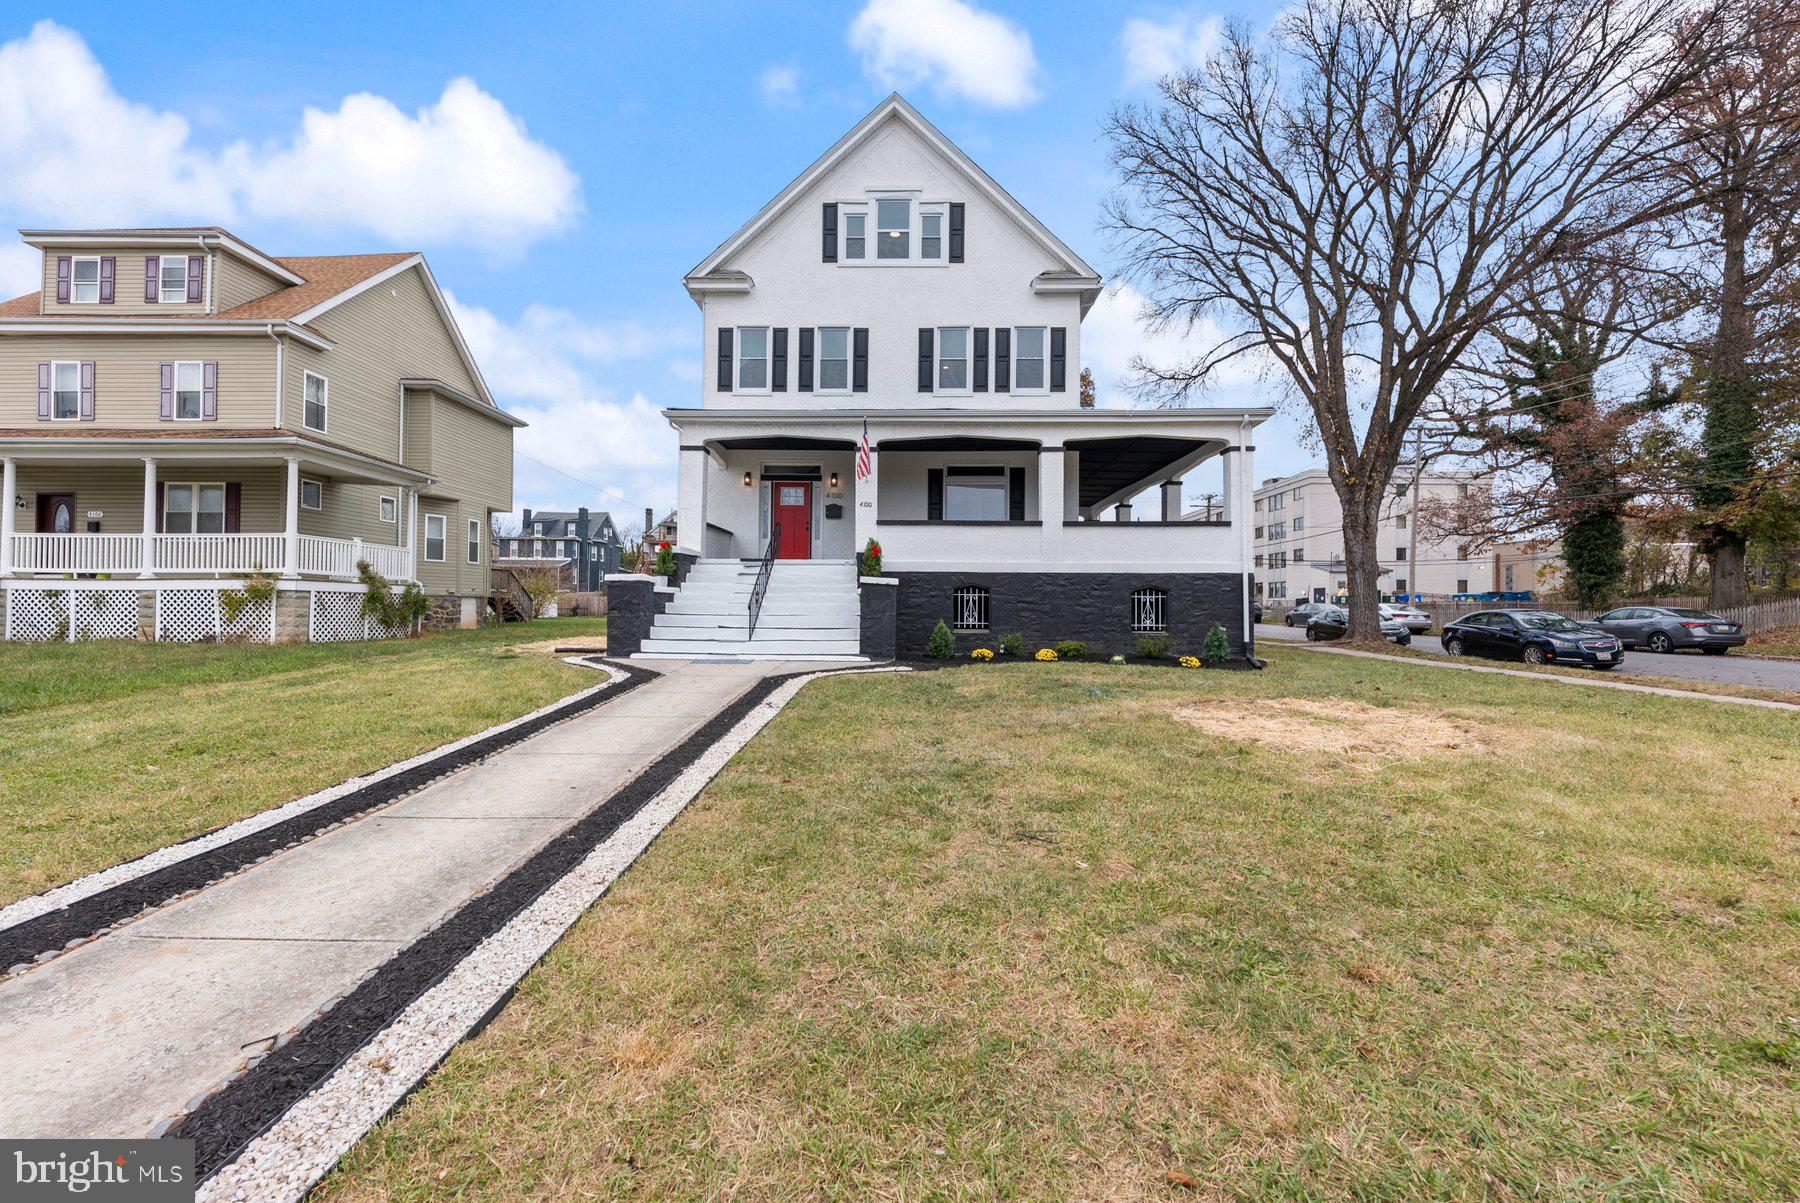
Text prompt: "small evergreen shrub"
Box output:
[[653, 541, 677, 576], [1134, 634, 1171, 659], [858, 538, 883, 575], [997, 632, 1023, 656], [1202, 623, 1230, 664], [1055, 640, 1088, 660], [928, 619, 956, 659]]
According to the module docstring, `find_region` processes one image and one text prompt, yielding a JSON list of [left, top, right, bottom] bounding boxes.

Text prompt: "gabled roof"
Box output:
[[22, 227, 305, 285], [686, 93, 1101, 290]]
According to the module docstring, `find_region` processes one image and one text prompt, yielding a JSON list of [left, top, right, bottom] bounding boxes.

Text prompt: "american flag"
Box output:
[[855, 419, 873, 481]]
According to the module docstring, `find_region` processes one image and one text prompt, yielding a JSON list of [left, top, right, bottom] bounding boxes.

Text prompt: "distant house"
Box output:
[[647, 510, 677, 549], [494, 507, 622, 590]]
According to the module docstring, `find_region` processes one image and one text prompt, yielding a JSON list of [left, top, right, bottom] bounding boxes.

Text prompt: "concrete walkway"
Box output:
[[0, 659, 822, 1140]]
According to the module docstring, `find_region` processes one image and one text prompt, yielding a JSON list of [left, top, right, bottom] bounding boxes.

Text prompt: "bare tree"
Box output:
[[509, 564, 565, 620], [1106, 0, 1714, 639]]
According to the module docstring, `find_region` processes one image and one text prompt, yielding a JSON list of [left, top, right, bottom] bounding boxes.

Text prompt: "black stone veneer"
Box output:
[[603, 576, 667, 657], [858, 578, 898, 660], [891, 571, 1252, 660]]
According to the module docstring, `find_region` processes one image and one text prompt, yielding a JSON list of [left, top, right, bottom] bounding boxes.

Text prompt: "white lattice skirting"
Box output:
[[308, 590, 409, 642], [2, 582, 406, 643]]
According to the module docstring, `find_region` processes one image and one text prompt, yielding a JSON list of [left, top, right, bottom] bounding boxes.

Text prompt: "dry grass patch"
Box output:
[[1170, 695, 1507, 770]]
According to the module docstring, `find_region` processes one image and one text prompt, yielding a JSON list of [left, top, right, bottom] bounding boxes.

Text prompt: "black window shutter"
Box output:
[[717, 328, 733, 391], [798, 328, 814, 391], [1050, 327, 1067, 391], [994, 328, 1011, 392], [772, 328, 788, 392], [949, 203, 964, 262], [822, 203, 838, 263], [928, 468, 944, 520], [973, 328, 989, 392], [1008, 467, 1025, 521], [917, 328, 934, 393], [853, 328, 869, 392]]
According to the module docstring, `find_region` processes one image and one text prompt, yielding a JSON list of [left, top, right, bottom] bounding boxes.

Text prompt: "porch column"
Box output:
[[853, 440, 878, 560], [138, 457, 157, 578], [1038, 446, 1064, 562], [401, 486, 415, 580], [0, 457, 15, 577], [1161, 479, 1184, 521], [282, 456, 302, 580], [676, 445, 707, 554], [1063, 448, 1081, 521]]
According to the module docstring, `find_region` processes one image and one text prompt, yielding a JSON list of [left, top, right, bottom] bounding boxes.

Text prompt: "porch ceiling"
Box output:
[[708, 436, 857, 451], [877, 436, 1040, 452], [1066, 436, 1209, 509]]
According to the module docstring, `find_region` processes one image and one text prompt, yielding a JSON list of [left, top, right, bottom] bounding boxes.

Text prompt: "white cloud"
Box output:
[[0, 242, 41, 300], [759, 63, 801, 109], [448, 293, 690, 516], [849, 0, 1040, 109], [0, 21, 579, 255], [1120, 8, 1224, 87]]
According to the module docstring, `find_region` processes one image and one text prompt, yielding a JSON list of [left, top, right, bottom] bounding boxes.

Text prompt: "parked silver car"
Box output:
[[1380, 602, 1432, 633]]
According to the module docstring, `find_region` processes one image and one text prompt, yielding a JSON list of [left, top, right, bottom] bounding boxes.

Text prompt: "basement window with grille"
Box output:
[[952, 584, 989, 631], [1130, 587, 1167, 633]]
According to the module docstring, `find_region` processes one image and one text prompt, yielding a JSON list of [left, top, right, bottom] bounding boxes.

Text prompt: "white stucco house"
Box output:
[[608, 94, 1272, 661]]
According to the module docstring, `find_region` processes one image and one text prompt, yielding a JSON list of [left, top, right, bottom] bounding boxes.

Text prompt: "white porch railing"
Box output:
[[5, 533, 414, 582]]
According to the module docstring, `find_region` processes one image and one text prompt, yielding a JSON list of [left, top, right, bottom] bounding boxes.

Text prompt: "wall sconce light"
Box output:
[[743, 471, 753, 487], [829, 472, 840, 489]]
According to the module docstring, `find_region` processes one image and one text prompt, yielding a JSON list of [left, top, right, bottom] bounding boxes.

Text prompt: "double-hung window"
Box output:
[[843, 209, 867, 260], [424, 514, 446, 562], [921, 210, 943, 259], [1013, 327, 1047, 391], [944, 466, 1007, 521], [468, 519, 482, 564], [71, 257, 101, 304], [50, 361, 80, 420], [876, 199, 911, 259], [303, 371, 328, 432], [736, 327, 768, 390], [164, 483, 226, 534], [936, 327, 969, 392], [160, 256, 188, 304], [173, 361, 204, 420], [817, 326, 851, 391]]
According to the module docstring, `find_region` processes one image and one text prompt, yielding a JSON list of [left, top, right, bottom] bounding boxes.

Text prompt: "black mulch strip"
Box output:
[[0, 660, 656, 972], [175, 666, 817, 1182]]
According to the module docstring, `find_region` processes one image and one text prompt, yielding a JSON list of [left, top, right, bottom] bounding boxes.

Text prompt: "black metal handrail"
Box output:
[[747, 521, 780, 640]]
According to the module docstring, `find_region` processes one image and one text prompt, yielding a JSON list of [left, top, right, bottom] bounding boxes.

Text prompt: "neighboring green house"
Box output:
[[0, 227, 523, 642]]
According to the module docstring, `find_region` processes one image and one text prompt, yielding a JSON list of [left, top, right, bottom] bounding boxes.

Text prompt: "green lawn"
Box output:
[[0, 617, 603, 906], [321, 649, 1799, 1201]]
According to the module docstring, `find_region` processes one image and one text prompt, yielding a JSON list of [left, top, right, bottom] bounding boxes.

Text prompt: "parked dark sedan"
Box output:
[[1305, 606, 1411, 645], [1591, 606, 1745, 655], [1284, 601, 1332, 627], [1439, 609, 1623, 669]]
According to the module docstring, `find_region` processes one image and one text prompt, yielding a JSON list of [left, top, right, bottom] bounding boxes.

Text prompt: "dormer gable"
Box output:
[[23, 227, 304, 317]]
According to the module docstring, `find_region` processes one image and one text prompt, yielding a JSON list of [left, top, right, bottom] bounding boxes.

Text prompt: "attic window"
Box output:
[[876, 200, 910, 259], [71, 257, 101, 304], [160, 256, 188, 304]]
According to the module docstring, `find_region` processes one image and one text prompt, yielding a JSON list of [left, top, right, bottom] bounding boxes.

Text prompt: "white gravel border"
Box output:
[[198, 666, 907, 1203], [0, 658, 629, 934]]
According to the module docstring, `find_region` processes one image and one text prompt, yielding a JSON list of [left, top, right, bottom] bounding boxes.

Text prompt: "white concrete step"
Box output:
[[663, 600, 859, 617], [637, 637, 863, 656], [653, 611, 858, 631], [632, 651, 870, 662]]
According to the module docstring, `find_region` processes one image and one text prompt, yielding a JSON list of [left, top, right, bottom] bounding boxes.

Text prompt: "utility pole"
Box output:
[[1407, 425, 1424, 602]]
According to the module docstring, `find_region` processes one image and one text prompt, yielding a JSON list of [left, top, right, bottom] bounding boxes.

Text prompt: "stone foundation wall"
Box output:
[[422, 595, 462, 632]]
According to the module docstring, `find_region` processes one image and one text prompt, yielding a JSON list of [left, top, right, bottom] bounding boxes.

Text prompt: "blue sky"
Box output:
[[1, 0, 1306, 528]]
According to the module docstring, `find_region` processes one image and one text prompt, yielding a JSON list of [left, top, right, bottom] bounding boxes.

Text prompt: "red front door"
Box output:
[[772, 481, 812, 559], [36, 494, 76, 534]]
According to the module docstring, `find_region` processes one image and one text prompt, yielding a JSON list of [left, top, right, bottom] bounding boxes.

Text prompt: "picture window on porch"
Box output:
[[944, 466, 1006, 521], [71, 256, 101, 304], [1131, 587, 1168, 633], [303, 371, 328, 432], [173, 361, 204, 420], [818, 327, 851, 391], [159, 256, 188, 304], [736, 327, 768, 390], [936, 327, 969, 392], [164, 483, 226, 534], [952, 584, 989, 631], [300, 477, 323, 510], [1013, 327, 1047, 391], [50, 361, 80, 420], [424, 514, 446, 562]]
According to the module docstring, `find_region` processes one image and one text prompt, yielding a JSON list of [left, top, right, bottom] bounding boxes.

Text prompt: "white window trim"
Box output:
[[935, 326, 972, 396], [171, 359, 205, 422], [162, 481, 227, 535], [468, 518, 482, 564], [69, 256, 102, 304], [1009, 326, 1050, 395], [834, 192, 951, 267], [424, 513, 446, 563], [159, 255, 189, 305], [813, 326, 853, 395], [734, 326, 771, 394], [302, 370, 328, 433], [379, 495, 397, 524], [49, 359, 81, 422], [300, 477, 323, 511]]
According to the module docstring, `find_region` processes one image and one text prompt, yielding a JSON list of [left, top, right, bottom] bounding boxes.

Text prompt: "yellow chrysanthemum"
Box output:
[[971, 648, 994, 661], [1036, 648, 1058, 662], [1179, 655, 1201, 668]]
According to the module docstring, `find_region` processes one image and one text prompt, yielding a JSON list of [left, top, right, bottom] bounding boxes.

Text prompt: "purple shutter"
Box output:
[[186, 256, 203, 303], [154, 488, 164, 534], [145, 256, 159, 303], [201, 361, 218, 420], [224, 483, 242, 533], [79, 361, 95, 420], [158, 362, 174, 420], [98, 257, 115, 304], [36, 362, 51, 420], [55, 256, 71, 303]]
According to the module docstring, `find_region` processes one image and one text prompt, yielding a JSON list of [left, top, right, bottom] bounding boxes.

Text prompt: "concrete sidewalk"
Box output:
[[0, 659, 817, 1140]]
